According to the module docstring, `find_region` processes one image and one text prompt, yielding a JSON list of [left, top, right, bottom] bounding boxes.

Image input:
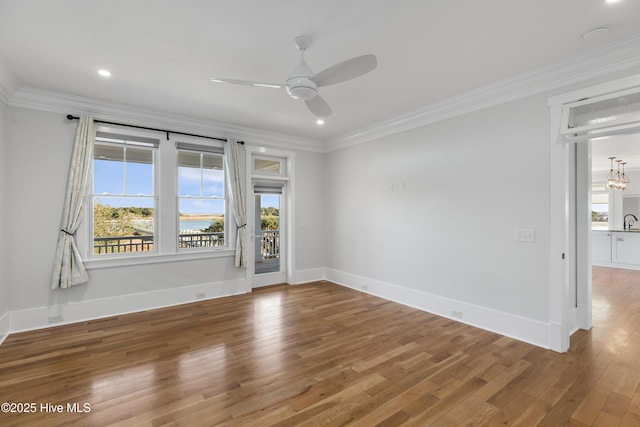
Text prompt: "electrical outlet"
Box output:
[[361, 284, 368, 291], [48, 314, 63, 324], [451, 310, 462, 319], [196, 292, 206, 300], [515, 228, 536, 242]]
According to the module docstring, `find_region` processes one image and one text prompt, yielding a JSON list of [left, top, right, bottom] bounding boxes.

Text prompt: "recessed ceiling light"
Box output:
[[605, 0, 620, 3], [316, 119, 325, 125], [582, 26, 609, 40], [97, 69, 111, 77]]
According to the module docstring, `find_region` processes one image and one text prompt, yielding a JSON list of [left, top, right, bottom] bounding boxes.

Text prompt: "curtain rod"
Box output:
[[65, 114, 244, 144]]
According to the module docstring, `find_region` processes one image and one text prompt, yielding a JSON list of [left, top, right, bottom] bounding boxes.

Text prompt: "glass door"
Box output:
[[252, 182, 286, 287]]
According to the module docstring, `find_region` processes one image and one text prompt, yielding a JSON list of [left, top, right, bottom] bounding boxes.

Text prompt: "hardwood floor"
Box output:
[[1, 267, 640, 426]]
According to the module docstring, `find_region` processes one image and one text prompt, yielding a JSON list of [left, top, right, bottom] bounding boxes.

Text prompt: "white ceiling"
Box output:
[[592, 133, 640, 172], [1, 0, 640, 143]]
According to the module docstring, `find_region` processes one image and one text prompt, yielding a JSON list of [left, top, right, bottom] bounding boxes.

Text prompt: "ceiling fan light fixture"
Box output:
[[287, 86, 317, 100], [208, 35, 376, 118], [286, 77, 318, 100]]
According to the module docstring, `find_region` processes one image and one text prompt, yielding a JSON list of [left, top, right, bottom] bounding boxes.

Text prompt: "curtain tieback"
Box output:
[[60, 229, 74, 236], [237, 224, 247, 229]]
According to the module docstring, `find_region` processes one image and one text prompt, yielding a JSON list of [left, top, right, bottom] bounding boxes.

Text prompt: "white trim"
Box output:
[[326, 268, 551, 349], [0, 311, 9, 346], [245, 146, 296, 287], [0, 60, 17, 103], [592, 261, 640, 271], [548, 73, 640, 106], [548, 72, 640, 353], [3, 35, 640, 154], [84, 249, 235, 270], [8, 278, 248, 334], [295, 268, 326, 284], [549, 103, 571, 353], [6, 86, 325, 153], [327, 34, 640, 152]]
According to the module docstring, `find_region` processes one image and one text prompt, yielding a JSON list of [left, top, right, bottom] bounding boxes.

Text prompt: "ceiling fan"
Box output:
[[210, 36, 377, 118]]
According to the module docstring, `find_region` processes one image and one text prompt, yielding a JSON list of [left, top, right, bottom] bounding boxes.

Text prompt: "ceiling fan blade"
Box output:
[[210, 77, 283, 89], [310, 54, 377, 87], [305, 95, 332, 117]]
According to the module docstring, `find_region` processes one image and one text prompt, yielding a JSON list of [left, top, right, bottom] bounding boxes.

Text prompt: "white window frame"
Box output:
[[79, 127, 234, 269], [89, 129, 160, 259], [252, 155, 286, 177], [244, 146, 296, 285], [560, 86, 640, 143], [176, 142, 228, 253]]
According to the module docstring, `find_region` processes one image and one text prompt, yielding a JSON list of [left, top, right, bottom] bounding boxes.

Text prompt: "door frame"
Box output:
[[548, 72, 640, 352], [252, 189, 287, 287], [244, 146, 296, 288]]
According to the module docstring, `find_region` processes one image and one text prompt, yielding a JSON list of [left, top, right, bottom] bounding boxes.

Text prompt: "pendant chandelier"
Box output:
[[606, 157, 629, 191]]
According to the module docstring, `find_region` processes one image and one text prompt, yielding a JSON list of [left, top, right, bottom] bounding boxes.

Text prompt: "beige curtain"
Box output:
[[224, 138, 247, 268], [51, 115, 96, 289]]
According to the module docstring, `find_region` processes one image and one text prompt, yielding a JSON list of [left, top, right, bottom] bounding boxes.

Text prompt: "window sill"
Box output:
[[84, 248, 235, 270]]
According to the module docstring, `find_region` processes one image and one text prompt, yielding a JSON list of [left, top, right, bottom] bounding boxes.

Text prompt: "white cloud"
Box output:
[[179, 168, 223, 183]]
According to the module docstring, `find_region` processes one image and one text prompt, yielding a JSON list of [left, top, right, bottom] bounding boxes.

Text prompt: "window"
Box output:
[[253, 156, 285, 176], [592, 190, 609, 230], [92, 134, 157, 255], [177, 143, 226, 249], [561, 87, 640, 143], [87, 130, 230, 262]]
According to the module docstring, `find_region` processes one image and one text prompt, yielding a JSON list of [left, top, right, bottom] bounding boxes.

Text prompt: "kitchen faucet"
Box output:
[[624, 214, 638, 230]]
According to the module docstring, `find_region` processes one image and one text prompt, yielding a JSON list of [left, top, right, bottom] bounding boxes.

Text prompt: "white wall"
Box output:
[[324, 94, 552, 346], [294, 150, 325, 281], [5, 107, 325, 332], [0, 99, 9, 342]]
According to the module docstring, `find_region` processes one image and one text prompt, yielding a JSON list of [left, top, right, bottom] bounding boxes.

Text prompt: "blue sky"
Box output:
[[260, 195, 279, 209], [94, 157, 279, 214]]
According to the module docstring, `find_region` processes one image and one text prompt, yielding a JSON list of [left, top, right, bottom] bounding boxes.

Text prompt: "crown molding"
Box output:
[[326, 33, 640, 152], [0, 60, 18, 104], [7, 87, 325, 153], [5, 33, 640, 153]]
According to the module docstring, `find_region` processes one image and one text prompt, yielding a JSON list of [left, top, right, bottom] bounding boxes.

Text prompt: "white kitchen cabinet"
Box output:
[[592, 231, 612, 265], [612, 232, 640, 265]]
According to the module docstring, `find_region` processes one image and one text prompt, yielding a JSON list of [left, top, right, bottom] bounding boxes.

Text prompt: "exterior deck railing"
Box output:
[[93, 235, 155, 254], [260, 230, 280, 259], [94, 230, 279, 255], [178, 232, 224, 248]]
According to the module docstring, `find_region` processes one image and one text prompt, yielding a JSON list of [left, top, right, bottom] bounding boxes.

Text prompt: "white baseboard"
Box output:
[[325, 268, 551, 349], [295, 267, 326, 284], [0, 311, 9, 346], [3, 270, 554, 351], [593, 261, 640, 271], [9, 278, 249, 334]]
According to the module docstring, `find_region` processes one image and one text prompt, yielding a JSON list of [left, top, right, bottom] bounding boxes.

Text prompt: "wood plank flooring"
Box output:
[[1, 267, 640, 426]]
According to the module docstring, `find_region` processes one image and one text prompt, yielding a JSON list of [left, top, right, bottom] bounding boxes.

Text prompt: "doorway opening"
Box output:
[[245, 149, 295, 289], [254, 191, 282, 276], [549, 73, 640, 352]]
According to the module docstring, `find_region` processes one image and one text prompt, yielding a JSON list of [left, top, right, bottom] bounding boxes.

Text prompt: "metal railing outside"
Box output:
[[178, 232, 224, 248], [93, 235, 154, 254], [94, 230, 279, 255], [260, 230, 280, 259]]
